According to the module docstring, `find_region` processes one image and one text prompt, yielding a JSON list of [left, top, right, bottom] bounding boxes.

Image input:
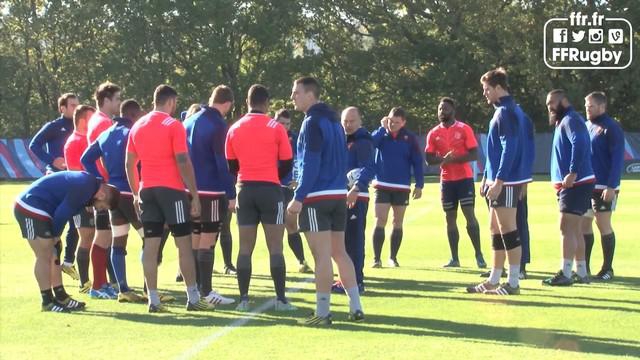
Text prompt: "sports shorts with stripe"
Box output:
[[236, 182, 284, 226], [487, 184, 522, 209], [73, 208, 95, 228], [14, 206, 54, 240], [197, 193, 228, 232], [139, 186, 191, 225], [299, 199, 347, 233], [441, 178, 475, 211]]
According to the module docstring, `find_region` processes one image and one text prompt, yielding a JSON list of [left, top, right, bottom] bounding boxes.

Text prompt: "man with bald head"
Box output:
[[332, 107, 375, 294]]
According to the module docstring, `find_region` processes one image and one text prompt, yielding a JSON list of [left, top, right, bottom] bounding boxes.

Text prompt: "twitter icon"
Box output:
[[572, 30, 585, 43]]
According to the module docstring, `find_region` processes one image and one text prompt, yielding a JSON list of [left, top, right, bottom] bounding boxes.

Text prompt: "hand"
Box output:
[[486, 181, 502, 201], [562, 173, 577, 189], [190, 196, 201, 219], [479, 177, 487, 197], [133, 195, 141, 216], [442, 151, 455, 164], [380, 117, 390, 132], [602, 188, 616, 203], [52, 157, 66, 171], [346, 185, 359, 209], [228, 198, 236, 213], [287, 200, 302, 215], [412, 187, 422, 200], [288, 181, 298, 190]]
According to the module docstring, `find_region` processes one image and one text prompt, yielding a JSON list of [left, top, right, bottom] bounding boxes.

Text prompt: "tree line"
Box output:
[[1, 0, 638, 138]]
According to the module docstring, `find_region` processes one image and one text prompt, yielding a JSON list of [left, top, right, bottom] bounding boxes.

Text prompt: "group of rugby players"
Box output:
[[15, 68, 624, 324]]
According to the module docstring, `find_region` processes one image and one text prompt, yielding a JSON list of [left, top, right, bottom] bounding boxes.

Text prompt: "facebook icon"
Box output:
[[553, 28, 568, 43]]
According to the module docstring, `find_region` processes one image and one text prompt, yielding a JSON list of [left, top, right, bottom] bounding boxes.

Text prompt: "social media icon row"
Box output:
[[552, 28, 624, 44]]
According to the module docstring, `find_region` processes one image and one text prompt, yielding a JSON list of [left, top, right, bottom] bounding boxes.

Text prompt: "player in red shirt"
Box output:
[[85, 82, 122, 299], [126, 84, 210, 313], [425, 97, 486, 269], [225, 84, 295, 312], [63, 105, 97, 293]]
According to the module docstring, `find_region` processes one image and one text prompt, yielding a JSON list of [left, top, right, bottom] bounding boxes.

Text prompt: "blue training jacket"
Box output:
[[587, 113, 624, 190], [550, 106, 595, 185], [518, 106, 536, 179], [347, 127, 375, 198], [484, 96, 532, 185], [371, 126, 424, 191], [294, 102, 348, 202], [29, 116, 74, 172], [15, 171, 101, 236], [280, 130, 298, 186], [81, 117, 132, 193], [184, 106, 236, 199]]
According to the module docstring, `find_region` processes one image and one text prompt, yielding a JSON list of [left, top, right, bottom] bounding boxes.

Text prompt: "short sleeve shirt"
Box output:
[[425, 120, 478, 182], [63, 131, 88, 171]]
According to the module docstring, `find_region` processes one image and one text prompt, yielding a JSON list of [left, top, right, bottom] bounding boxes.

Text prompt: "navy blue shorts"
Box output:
[[557, 182, 595, 216], [441, 178, 475, 211]]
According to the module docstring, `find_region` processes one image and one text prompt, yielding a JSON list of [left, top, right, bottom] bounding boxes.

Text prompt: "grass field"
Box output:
[[1, 180, 639, 359]]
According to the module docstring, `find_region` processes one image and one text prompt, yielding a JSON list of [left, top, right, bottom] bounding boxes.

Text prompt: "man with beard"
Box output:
[[544, 89, 595, 286]]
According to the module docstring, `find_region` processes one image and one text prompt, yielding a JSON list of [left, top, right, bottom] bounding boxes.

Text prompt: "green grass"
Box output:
[[1, 181, 639, 359]]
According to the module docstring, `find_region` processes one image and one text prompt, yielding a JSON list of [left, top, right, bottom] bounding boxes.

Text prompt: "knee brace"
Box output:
[[502, 230, 521, 250], [112, 223, 130, 238], [169, 222, 192, 237], [491, 233, 505, 250], [201, 221, 221, 234], [54, 241, 62, 264], [142, 222, 164, 238]]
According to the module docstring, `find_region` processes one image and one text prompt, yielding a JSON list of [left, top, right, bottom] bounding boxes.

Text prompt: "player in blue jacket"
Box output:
[[29, 93, 81, 280], [332, 106, 375, 295], [370, 107, 424, 268], [288, 76, 364, 325], [468, 68, 531, 296], [183, 85, 236, 306], [81, 99, 147, 302], [275, 109, 312, 273], [544, 89, 595, 286], [581, 91, 625, 281], [14, 171, 119, 312]]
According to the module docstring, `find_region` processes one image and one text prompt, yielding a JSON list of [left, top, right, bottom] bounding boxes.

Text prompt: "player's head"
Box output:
[[153, 84, 178, 116], [291, 76, 320, 113], [584, 91, 607, 121], [247, 84, 270, 113], [546, 89, 571, 126], [94, 82, 121, 116], [120, 99, 144, 123], [387, 106, 406, 133], [480, 67, 509, 104], [91, 183, 120, 211], [209, 85, 234, 116], [275, 109, 291, 130], [438, 97, 456, 123], [73, 105, 96, 132], [184, 103, 202, 120], [58, 93, 79, 119], [341, 106, 362, 135]]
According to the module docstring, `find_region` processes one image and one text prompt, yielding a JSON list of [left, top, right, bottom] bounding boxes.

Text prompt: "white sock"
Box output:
[[562, 259, 573, 278], [187, 285, 200, 304], [576, 260, 588, 277], [508, 264, 520, 288], [488, 268, 502, 285], [345, 286, 363, 313]]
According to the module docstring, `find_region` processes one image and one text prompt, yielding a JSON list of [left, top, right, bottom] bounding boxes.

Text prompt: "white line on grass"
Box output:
[[176, 277, 315, 360]]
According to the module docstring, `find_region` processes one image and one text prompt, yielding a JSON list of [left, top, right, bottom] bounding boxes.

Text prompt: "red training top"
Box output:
[[225, 112, 292, 184], [127, 111, 188, 191], [63, 131, 88, 171], [87, 111, 113, 179], [425, 120, 478, 182]]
